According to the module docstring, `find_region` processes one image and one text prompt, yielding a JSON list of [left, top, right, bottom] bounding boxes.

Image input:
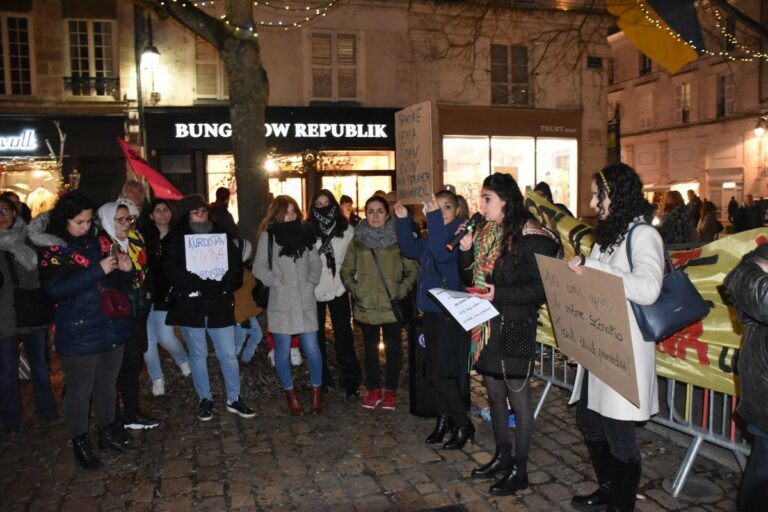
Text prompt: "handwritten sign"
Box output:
[[395, 102, 437, 204], [185, 234, 229, 281], [427, 288, 500, 331], [535, 254, 639, 407]]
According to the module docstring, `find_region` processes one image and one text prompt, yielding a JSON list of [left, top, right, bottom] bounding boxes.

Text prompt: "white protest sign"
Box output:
[[428, 288, 500, 331], [535, 254, 639, 407], [185, 234, 229, 281]]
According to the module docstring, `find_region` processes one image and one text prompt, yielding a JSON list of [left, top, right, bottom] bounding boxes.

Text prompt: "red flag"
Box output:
[[116, 138, 184, 200]]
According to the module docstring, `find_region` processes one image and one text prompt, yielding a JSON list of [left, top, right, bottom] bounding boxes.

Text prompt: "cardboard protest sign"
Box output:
[[395, 102, 440, 204], [535, 254, 639, 407], [427, 288, 500, 331], [185, 234, 229, 281]]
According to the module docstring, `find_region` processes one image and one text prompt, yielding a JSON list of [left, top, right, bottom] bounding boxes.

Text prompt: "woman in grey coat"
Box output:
[[253, 195, 323, 416]]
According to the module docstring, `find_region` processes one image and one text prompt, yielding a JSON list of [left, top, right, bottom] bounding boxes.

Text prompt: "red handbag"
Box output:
[[97, 283, 131, 319]]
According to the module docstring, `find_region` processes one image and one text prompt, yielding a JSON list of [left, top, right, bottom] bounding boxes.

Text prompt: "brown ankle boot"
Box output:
[[286, 390, 304, 416], [310, 386, 322, 415]]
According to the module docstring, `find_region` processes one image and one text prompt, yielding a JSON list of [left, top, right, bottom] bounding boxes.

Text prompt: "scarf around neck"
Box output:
[[354, 218, 397, 249], [268, 220, 315, 260], [0, 217, 37, 271], [471, 221, 502, 349], [313, 205, 339, 275]]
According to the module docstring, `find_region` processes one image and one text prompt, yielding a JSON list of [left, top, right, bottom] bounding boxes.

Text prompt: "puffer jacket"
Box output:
[[396, 210, 464, 314], [724, 244, 768, 434], [340, 234, 419, 325], [32, 215, 132, 356]]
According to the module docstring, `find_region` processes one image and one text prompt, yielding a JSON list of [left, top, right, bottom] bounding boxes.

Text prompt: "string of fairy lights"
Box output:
[[157, 0, 340, 36], [633, 0, 767, 63]]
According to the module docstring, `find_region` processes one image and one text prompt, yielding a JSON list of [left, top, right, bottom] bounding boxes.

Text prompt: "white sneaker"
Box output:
[[151, 379, 166, 396], [268, 350, 276, 367], [179, 362, 191, 377], [290, 347, 302, 366]]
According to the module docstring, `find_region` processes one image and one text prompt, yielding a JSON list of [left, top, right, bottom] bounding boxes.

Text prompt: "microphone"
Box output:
[[445, 212, 484, 251]]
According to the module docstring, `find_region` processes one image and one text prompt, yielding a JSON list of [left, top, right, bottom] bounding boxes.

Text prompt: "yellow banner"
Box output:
[[526, 190, 768, 396]]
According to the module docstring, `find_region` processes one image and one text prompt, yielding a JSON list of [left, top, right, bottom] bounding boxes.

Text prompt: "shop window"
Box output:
[[207, 155, 237, 222], [491, 137, 535, 193], [675, 83, 691, 124], [490, 44, 530, 106], [716, 74, 734, 118], [159, 154, 195, 196], [443, 136, 490, 214], [63, 19, 118, 98], [536, 138, 578, 213], [639, 53, 651, 76], [0, 14, 33, 96], [321, 175, 392, 216], [196, 36, 228, 100], [268, 177, 305, 212], [311, 32, 357, 101]]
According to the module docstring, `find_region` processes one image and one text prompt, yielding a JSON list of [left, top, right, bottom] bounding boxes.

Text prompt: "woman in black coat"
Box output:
[[36, 191, 134, 470], [459, 173, 559, 496]]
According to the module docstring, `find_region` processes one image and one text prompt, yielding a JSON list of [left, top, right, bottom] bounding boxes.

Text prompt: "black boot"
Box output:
[[426, 416, 453, 445], [442, 421, 475, 450], [472, 443, 512, 479], [98, 423, 134, 452], [607, 458, 641, 512], [572, 440, 614, 511], [489, 460, 529, 496], [72, 434, 103, 471]]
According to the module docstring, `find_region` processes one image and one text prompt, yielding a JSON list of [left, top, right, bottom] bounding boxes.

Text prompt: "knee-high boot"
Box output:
[[607, 458, 641, 512], [571, 440, 614, 511]]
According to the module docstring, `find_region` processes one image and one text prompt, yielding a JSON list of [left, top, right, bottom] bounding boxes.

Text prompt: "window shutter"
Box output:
[[510, 44, 529, 105], [675, 84, 682, 123], [196, 36, 219, 98], [337, 34, 356, 98], [490, 44, 508, 105], [312, 33, 332, 98]]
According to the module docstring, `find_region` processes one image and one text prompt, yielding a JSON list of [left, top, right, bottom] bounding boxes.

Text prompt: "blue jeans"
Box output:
[[273, 331, 322, 390], [180, 321, 240, 404], [0, 329, 56, 429], [235, 316, 263, 363], [145, 306, 190, 381]]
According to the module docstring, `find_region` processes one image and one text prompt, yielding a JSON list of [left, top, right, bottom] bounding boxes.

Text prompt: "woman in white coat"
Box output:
[[253, 195, 323, 416], [566, 163, 664, 512]]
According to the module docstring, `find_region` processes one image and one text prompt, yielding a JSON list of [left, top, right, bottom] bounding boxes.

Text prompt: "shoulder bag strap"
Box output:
[[430, 256, 448, 288], [3, 252, 20, 287], [369, 248, 394, 301], [625, 222, 672, 273]]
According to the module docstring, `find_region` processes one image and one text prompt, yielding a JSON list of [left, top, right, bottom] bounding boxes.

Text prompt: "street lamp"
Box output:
[[141, 16, 160, 71], [755, 115, 767, 137]]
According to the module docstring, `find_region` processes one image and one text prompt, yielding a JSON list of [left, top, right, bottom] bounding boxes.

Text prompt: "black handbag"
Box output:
[[499, 316, 537, 358], [4, 253, 54, 327], [370, 248, 410, 325], [626, 223, 709, 342], [252, 234, 273, 308]]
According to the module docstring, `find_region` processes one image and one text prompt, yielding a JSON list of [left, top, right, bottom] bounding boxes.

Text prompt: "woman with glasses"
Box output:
[[137, 199, 191, 396], [163, 195, 253, 422], [98, 202, 160, 431], [0, 196, 57, 435]]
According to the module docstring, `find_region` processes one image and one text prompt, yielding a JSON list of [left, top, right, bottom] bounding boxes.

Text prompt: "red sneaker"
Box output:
[[381, 389, 397, 410], [362, 389, 382, 410]]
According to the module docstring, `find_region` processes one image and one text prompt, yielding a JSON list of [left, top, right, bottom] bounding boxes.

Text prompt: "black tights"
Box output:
[[484, 375, 533, 472]]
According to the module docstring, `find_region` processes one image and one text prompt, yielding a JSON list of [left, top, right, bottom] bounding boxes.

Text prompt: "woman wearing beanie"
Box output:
[[253, 195, 323, 415], [163, 194, 253, 421]]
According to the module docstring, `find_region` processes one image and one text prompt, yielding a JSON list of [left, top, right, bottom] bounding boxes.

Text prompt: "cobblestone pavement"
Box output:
[[0, 334, 742, 511]]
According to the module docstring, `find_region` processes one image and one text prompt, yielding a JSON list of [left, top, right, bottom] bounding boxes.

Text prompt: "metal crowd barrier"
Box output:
[[531, 340, 750, 498]]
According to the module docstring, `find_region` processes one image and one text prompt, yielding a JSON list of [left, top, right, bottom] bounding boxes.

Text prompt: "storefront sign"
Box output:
[[0, 129, 38, 152], [173, 122, 387, 140], [396, 101, 437, 204]]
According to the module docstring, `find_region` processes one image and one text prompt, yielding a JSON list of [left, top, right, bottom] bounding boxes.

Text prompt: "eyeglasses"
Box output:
[[0, 206, 15, 216], [189, 208, 208, 216], [115, 215, 137, 225]]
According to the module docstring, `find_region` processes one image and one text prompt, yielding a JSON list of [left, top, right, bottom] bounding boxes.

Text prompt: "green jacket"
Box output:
[[340, 238, 419, 325]]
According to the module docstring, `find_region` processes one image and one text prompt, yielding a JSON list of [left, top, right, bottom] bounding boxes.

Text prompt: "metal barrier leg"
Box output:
[[534, 381, 552, 420], [670, 435, 704, 497]]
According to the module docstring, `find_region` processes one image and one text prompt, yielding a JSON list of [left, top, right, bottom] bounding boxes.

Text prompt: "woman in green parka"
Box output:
[[340, 195, 418, 411]]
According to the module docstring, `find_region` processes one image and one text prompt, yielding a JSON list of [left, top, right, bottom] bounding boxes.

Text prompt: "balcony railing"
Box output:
[[63, 76, 119, 98]]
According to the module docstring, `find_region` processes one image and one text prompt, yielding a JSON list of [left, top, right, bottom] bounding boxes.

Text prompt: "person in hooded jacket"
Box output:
[[163, 195, 253, 422], [98, 201, 160, 431], [35, 190, 134, 470], [307, 190, 359, 399], [340, 195, 419, 411], [0, 196, 57, 434], [394, 190, 471, 448], [253, 195, 324, 416]]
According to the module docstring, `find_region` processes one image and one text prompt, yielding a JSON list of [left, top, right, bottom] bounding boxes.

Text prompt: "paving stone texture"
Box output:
[[0, 325, 741, 511]]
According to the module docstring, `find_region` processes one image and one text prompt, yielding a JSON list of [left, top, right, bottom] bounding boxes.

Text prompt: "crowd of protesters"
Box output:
[[1, 168, 766, 511]]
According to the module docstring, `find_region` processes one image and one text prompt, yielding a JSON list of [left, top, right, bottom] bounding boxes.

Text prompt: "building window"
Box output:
[[0, 15, 32, 96], [639, 53, 651, 76], [716, 74, 734, 118], [638, 93, 653, 130], [64, 19, 117, 97], [490, 44, 530, 106], [675, 83, 691, 123], [311, 32, 357, 100], [195, 35, 228, 100]]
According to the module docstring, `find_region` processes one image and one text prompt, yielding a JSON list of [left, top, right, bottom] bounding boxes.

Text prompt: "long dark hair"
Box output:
[[593, 163, 653, 253], [308, 189, 348, 238], [138, 198, 173, 237], [482, 172, 529, 260], [46, 190, 95, 241]]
